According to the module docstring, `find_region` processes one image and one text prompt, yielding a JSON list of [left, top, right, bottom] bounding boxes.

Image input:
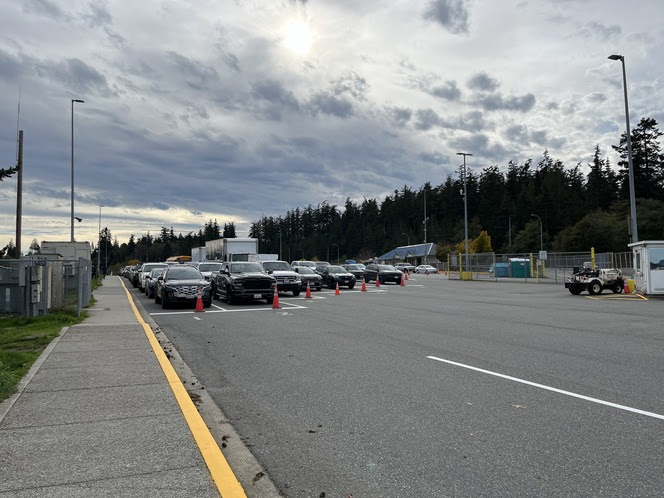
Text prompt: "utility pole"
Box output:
[[15, 130, 23, 258]]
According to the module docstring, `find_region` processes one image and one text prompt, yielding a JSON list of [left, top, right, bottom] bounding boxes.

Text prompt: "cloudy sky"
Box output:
[[1, 0, 663, 251]]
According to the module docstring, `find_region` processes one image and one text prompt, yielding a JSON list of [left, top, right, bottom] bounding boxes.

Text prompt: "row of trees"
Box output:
[[3, 118, 663, 268], [249, 117, 664, 262]]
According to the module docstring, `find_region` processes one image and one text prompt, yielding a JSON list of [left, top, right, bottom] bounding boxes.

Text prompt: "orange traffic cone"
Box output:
[[272, 283, 280, 309], [400, 274, 405, 286], [404, 272, 409, 280], [361, 278, 367, 292], [335, 282, 340, 295], [305, 280, 312, 299], [195, 286, 204, 312], [375, 276, 380, 287], [623, 280, 629, 294]]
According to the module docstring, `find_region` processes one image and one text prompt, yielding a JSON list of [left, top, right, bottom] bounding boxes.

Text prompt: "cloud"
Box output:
[[431, 80, 462, 101], [386, 106, 413, 128], [35, 57, 115, 97], [165, 52, 220, 91], [414, 108, 442, 130], [307, 92, 354, 118], [467, 72, 499, 92], [332, 71, 370, 100], [82, 1, 113, 29], [578, 21, 622, 41], [22, 0, 68, 21], [423, 0, 472, 34], [475, 93, 536, 112]]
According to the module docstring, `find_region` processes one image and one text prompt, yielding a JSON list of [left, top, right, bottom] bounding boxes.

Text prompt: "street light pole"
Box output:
[[457, 152, 473, 269], [531, 213, 543, 251], [70, 98, 84, 242], [608, 54, 638, 243], [401, 232, 410, 246]]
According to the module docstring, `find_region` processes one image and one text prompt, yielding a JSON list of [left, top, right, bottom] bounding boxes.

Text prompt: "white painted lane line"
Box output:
[[151, 302, 308, 316], [427, 356, 664, 421]]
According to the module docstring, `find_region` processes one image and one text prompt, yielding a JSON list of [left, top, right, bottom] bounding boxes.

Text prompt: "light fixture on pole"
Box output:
[[70, 98, 84, 242], [531, 213, 543, 251], [608, 54, 638, 243], [457, 152, 473, 269]]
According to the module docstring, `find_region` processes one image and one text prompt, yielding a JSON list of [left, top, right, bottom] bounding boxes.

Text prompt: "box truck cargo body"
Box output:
[[205, 238, 259, 262]]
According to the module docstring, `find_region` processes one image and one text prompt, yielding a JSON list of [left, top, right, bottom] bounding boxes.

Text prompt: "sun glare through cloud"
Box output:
[[282, 19, 312, 55]]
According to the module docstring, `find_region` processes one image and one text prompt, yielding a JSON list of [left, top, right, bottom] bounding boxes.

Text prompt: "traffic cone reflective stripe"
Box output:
[[272, 283, 280, 309], [335, 282, 340, 295], [305, 280, 312, 298], [195, 286, 204, 312]]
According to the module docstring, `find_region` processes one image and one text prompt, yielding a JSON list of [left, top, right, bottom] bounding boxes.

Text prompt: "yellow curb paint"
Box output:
[[120, 278, 246, 498]]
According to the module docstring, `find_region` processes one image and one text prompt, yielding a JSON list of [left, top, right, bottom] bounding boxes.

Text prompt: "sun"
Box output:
[[282, 20, 312, 55]]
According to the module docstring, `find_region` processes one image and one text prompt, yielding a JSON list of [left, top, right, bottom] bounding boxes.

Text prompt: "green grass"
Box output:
[[0, 311, 86, 401]]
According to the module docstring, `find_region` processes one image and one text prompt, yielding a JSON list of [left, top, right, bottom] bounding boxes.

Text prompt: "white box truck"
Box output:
[[205, 238, 259, 262]]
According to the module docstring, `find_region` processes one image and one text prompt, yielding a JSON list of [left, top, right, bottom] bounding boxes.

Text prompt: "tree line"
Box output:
[[3, 118, 663, 268]]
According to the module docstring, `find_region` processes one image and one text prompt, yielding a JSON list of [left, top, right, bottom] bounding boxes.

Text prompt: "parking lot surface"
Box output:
[[133, 275, 664, 496]]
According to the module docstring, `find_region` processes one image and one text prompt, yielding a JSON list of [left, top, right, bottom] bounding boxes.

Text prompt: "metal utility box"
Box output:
[[628, 241, 664, 295], [509, 258, 530, 278]]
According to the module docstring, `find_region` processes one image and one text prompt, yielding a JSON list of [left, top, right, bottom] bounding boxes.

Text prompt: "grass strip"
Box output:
[[0, 311, 85, 401]]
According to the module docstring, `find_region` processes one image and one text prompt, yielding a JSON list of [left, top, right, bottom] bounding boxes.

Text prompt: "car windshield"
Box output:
[[378, 265, 396, 270], [198, 263, 223, 272], [168, 268, 201, 280], [327, 265, 346, 274], [345, 264, 362, 270], [150, 269, 163, 277], [297, 267, 315, 275], [263, 261, 292, 271], [230, 262, 265, 273]]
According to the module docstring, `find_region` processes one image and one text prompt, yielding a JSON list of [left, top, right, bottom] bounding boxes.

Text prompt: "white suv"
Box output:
[[262, 261, 302, 296], [138, 263, 168, 291]]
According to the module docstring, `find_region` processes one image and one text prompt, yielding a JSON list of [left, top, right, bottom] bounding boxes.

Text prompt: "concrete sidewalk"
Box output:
[[0, 276, 221, 497]]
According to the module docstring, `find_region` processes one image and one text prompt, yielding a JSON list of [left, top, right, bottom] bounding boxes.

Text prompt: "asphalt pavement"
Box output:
[[0, 276, 245, 497]]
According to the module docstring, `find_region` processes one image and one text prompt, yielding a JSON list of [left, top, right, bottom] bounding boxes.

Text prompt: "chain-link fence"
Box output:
[[0, 258, 92, 317], [445, 251, 634, 283]]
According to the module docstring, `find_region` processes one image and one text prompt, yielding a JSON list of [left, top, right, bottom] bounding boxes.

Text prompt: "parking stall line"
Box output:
[[427, 356, 664, 421]]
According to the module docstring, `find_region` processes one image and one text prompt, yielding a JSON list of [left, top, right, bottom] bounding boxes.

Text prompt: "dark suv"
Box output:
[[212, 261, 276, 304]]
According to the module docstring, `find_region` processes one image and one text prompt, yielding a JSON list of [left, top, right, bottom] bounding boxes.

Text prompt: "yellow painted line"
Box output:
[[119, 278, 245, 498], [584, 293, 648, 301]]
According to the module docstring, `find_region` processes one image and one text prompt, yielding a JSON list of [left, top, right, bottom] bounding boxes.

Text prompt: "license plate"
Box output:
[[254, 294, 262, 299], [186, 294, 195, 299]]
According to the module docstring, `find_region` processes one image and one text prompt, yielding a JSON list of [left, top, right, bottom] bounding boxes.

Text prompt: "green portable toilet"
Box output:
[[509, 258, 530, 278]]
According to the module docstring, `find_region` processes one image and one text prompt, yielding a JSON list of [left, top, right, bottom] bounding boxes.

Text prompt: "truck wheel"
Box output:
[[613, 283, 623, 294], [569, 288, 582, 295], [226, 287, 234, 304], [588, 281, 602, 295]]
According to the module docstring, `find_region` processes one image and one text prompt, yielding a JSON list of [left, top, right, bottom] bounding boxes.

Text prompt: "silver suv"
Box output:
[[261, 261, 302, 296]]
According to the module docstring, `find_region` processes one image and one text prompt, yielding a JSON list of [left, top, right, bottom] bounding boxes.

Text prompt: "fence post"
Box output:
[[77, 259, 82, 316]]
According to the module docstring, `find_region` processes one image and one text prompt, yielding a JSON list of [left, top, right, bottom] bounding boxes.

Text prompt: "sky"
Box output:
[[1, 0, 663, 252]]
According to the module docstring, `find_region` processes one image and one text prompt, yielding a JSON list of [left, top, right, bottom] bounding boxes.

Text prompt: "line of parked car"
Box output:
[[120, 259, 438, 309]]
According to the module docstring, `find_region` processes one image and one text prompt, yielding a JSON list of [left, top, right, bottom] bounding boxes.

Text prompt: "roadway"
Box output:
[[131, 275, 664, 497]]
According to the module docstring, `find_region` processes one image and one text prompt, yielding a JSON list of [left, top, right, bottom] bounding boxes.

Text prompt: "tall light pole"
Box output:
[[332, 243, 339, 264], [98, 205, 103, 277], [400, 232, 410, 246], [423, 189, 428, 244], [531, 213, 543, 251], [70, 98, 84, 242], [457, 152, 473, 269], [608, 54, 638, 243]]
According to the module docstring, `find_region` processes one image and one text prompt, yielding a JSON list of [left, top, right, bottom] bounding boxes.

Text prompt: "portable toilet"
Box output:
[[628, 241, 664, 295], [491, 262, 510, 277], [509, 258, 530, 278]]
